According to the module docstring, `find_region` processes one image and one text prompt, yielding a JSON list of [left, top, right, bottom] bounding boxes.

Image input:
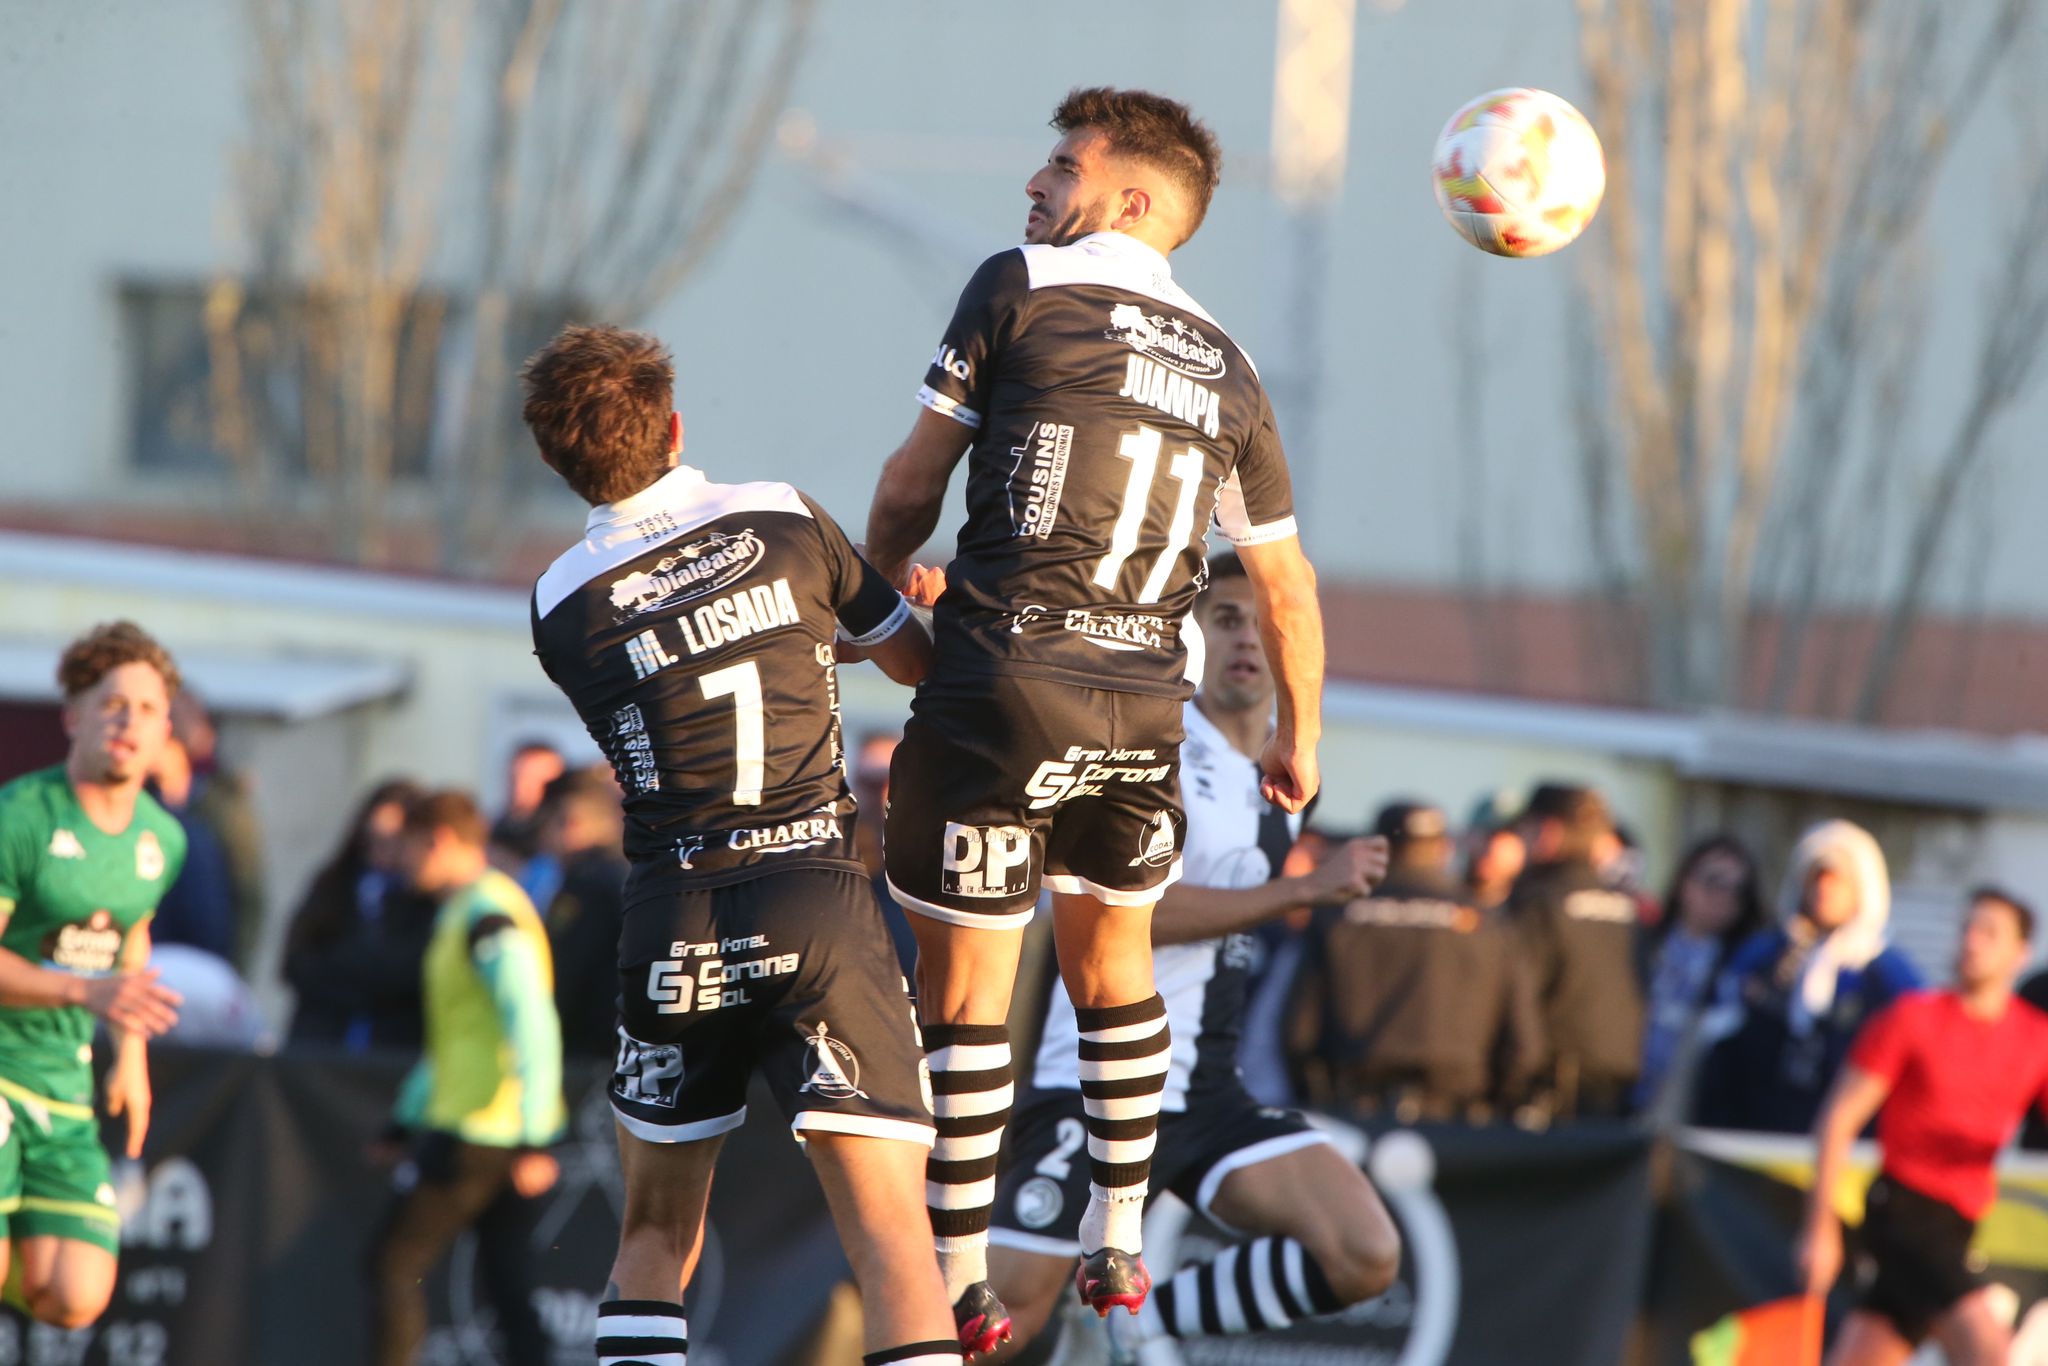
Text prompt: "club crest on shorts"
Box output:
[[1131, 811, 1177, 868], [798, 1022, 867, 1100], [136, 829, 165, 881], [1015, 1176, 1064, 1230]]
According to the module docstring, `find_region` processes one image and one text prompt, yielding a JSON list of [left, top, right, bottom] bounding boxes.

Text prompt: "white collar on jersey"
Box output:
[[1071, 230, 1173, 274], [585, 463, 708, 532], [1182, 694, 1273, 764]]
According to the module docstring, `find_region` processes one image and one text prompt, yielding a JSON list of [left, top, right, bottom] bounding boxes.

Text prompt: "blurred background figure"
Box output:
[[1463, 791, 1527, 913], [1634, 835, 1766, 1111], [849, 728, 917, 977], [1507, 784, 1646, 1120], [1290, 800, 1543, 1124], [2025, 960, 2048, 1152], [144, 700, 238, 965], [367, 790, 563, 1366], [150, 940, 268, 1050], [1694, 818, 1922, 1133], [283, 779, 437, 1053], [147, 693, 267, 976], [1236, 827, 1337, 1108], [489, 740, 565, 896], [537, 765, 628, 1060]]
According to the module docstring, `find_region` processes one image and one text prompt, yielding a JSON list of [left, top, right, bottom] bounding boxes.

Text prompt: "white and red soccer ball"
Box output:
[[1432, 87, 1606, 258]]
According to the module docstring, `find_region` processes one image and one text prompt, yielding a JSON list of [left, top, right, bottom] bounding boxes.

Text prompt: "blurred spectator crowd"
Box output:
[[130, 705, 2048, 1149]]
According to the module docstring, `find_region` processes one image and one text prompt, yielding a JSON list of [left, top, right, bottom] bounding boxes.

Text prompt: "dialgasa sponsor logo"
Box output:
[[1105, 302, 1226, 380], [609, 529, 765, 621]]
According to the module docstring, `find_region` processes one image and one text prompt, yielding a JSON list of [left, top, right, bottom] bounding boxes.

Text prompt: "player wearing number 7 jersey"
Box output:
[[526, 326, 963, 1366], [862, 88, 1327, 1355]]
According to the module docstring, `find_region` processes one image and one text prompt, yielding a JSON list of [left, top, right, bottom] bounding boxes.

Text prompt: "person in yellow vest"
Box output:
[[366, 790, 566, 1366]]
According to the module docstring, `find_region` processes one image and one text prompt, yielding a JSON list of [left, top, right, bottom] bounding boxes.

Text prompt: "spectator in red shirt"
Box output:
[[1798, 886, 2048, 1366]]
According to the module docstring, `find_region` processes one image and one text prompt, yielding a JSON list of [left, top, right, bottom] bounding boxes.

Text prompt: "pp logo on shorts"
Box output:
[[614, 1032, 685, 1109], [942, 822, 1031, 898]]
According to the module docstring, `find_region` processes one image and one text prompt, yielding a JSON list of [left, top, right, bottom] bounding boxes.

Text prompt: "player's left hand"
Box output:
[[105, 1058, 152, 1159], [902, 563, 947, 608], [511, 1150, 560, 1199]]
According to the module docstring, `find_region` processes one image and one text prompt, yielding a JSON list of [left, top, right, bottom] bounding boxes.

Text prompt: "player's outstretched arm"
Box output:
[[864, 408, 974, 587], [1800, 1063, 1890, 1296], [1237, 535, 1326, 813], [1151, 837, 1387, 946]]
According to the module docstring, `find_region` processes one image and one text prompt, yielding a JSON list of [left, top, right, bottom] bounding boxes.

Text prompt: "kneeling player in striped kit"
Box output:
[[981, 558, 1403, 1362]]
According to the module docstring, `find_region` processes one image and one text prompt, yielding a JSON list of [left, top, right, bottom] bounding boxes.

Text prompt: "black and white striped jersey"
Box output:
[[916, 231, 1298, 700], [1030, 700, 1299, 1108], [531, 465, 908, 893]]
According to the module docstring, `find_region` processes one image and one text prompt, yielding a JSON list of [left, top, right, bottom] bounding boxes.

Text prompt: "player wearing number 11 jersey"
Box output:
[[863, 88, 1328, 1355], [525, 326, 962, 1366]]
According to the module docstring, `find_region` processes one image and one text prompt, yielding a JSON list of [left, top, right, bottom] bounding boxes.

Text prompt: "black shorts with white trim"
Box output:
[[988, 1080, 1331, 1256], [884, 673, 1186, 929], [611, 867, 934, 1147]]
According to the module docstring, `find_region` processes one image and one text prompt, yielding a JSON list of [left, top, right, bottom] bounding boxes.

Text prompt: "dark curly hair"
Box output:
[[1052, 87, 1222, 244], [56, 621, 181, 701]]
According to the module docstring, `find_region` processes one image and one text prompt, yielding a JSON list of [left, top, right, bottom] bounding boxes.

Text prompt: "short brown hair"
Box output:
[[57, 622, 181, 701], [1052, 87, 1222, 243], [402, 789, 488, 848], [520, 325, 676, 505]]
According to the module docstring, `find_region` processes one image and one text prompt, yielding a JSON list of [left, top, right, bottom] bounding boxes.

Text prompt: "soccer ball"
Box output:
[[1432, 88, 1605, 258]]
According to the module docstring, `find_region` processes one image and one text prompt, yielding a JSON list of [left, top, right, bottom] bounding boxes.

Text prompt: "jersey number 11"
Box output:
[[1093, 424, 1206, 604]]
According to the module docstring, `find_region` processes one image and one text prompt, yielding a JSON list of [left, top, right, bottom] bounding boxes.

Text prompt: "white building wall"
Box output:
[[2, 1, 2045, 620]]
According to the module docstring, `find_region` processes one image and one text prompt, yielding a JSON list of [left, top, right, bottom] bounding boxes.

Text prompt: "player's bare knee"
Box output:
[[28, 1286, 110, 1332], [1313, 1215, 1402, 1305]]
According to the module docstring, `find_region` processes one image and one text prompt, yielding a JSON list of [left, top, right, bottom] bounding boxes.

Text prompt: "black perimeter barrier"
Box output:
[[2, 1046, 2043, 1365]]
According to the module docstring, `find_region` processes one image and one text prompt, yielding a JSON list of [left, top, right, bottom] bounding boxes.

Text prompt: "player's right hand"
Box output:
[[1301, 837, 1389, 905], [1795, 1216, 1842, 1297], [81, 970, 182, 1038], [1258, 734, 1319, 815]]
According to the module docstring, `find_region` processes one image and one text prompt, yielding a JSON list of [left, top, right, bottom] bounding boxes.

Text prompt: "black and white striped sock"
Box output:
[[597, 1299, 687, 1366], [1075, 994, 1170, 1256], [864, 1341, 965, 1366], [924, 1021, 1014, 1301], [1145, 1237, 1345, 1338]]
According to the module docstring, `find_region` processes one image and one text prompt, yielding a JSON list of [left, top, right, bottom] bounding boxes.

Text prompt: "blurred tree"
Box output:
[[1570, 0, 2048, 717], [205, 0, 813, 570]]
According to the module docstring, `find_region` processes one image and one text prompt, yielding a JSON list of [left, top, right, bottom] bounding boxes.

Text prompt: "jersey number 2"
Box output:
[[701, 661, 765, 806], [1093, 424, 1205, 603]]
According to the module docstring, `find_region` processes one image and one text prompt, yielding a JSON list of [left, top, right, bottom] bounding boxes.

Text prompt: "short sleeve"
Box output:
[[1215, 390, 1298, 546], [917, 249, 1031, 430], [800, 495, 910, 647], [1846, 996, 1915, 1083]]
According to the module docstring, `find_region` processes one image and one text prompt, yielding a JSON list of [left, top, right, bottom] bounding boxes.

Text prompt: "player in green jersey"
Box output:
[[0, 622, 186, 1328]]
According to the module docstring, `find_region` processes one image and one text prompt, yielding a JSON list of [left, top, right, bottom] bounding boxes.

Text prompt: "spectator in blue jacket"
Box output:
[[1693, 819, 1922, 1133]]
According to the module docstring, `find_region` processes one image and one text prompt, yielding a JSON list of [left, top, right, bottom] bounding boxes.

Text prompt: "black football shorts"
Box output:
[[1855, 1172, 1985, 1344], [610, 868, 934, 1147], [989, 1079, 1334, 1255], [884, 674, 1187, 929]]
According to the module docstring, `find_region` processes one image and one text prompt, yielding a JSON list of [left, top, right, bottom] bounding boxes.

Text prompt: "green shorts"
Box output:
[[0, 1078, 119, 1254]]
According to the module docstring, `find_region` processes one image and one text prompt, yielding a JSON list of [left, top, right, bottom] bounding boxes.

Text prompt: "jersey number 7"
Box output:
[[700, 661, 765, 806]]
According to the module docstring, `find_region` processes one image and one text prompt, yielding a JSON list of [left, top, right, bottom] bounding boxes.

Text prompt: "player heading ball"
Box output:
[[863, 86, 1328, 1354]]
